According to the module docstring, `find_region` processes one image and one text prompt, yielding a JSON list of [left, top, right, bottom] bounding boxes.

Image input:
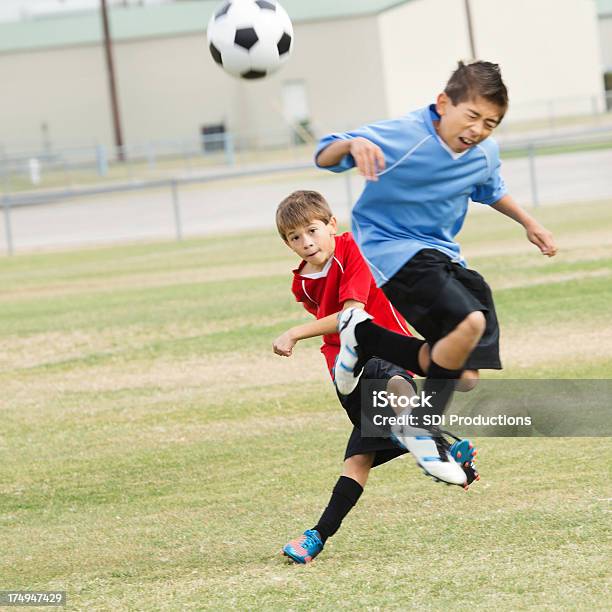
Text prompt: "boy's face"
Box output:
[[435, 93, 503, 153], [285, 217, 337, 270]]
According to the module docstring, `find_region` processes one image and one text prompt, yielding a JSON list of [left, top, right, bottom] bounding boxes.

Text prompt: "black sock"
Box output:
[[354, 320, 426, 376], [313, 476, 364, 543], [412, 360, 463, 427]]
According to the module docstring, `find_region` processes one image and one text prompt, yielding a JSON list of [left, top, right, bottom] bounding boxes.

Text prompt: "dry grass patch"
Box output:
[[0, 260, 293, 302], [1, 347, 326, 413], [501, 322, 612, 370]]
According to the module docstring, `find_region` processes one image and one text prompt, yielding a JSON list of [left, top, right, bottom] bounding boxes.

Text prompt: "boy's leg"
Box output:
[[412, 310, 485, 426], [457, 369, 480, 392], [413, 350, 481, 393], [345, 251, 496, 484], [385, 375, 475, 487], [313, 454, 372, 541], [334, 308, 428, 395], [379, 250, 494, 424], [337, 313, 478, 485], [337, 251, 498, 403], [282, 453, 372, 564]]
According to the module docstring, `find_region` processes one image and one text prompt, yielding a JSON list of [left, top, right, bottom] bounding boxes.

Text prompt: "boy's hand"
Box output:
[[273, 330, 297, 357], [526, 223, 557, 257], [349, 137, 386, 181]]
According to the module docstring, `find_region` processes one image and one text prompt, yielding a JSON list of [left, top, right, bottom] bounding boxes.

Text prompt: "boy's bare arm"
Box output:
[[491, 194, 557, 257], [316, 138, 385, 181], [272, 300, 365, 357]]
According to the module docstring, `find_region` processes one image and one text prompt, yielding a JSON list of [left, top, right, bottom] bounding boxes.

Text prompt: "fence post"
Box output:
[[224, 132, 236, 166], [170, 179, 183, 241], [528, 143, 539, 208], [3, 195, 14, 255], [96, 144, 108, 177]]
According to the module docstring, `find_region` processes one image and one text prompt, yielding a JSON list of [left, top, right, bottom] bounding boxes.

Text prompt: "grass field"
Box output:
[[1, 200, 611, 610]]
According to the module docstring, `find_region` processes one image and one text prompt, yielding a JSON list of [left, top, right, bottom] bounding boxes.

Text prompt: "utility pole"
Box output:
[[464, 0, 477, 60], [101, 0, 125, 161]]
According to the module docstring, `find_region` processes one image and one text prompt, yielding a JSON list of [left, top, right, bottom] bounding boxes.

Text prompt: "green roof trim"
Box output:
[[0, 0, 413, 54]]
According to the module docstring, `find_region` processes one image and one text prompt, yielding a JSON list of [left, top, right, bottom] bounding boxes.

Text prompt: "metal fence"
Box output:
[[1, 127, 612, 255], [2, 93, 612, 194], [0, 128, 314, 196]]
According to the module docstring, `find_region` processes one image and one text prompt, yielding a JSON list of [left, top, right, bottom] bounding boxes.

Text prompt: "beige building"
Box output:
[[0, 0, 606, 152], [598, 0, 612, 104]]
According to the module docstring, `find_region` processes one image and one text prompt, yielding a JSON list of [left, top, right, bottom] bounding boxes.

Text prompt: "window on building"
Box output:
[[281, 80, 312, 144], [201, 123, 226, 153]]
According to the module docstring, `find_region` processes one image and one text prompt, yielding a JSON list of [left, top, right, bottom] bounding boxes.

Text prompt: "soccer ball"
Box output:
[[207, 0, 294, 80]]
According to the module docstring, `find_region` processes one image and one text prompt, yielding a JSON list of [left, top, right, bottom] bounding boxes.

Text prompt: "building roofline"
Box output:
[[0, 0, 414, 55]]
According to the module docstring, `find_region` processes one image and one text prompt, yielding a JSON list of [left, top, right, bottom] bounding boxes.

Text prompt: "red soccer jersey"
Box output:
[[291, 232, 413, 377]]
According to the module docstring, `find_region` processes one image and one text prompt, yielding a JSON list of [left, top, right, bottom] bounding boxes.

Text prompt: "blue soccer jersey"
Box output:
[[315, 105, 507, 287]]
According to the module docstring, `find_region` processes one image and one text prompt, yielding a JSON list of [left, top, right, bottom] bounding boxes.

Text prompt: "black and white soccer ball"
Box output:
[[207, 0, 294, 80]]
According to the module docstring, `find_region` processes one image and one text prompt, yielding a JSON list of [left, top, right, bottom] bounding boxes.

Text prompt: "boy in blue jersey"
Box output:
[[316, 61, 557, 486]]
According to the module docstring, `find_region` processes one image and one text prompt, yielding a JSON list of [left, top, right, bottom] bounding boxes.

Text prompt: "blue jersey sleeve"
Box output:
[[314, 132, 356, 172], [471, 141, 508, 205], [314, 119, 408, 173]]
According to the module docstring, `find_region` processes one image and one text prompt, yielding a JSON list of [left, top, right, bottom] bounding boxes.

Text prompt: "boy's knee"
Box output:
[[345, 453, 374, 470], [460, 311, 486, 338], [343, 453, 374, 483], [386, 375, 414, 397], [457, 369, 479, 392]]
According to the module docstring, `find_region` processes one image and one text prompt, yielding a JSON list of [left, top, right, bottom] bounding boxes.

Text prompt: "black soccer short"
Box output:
[[338, 357, 415, 468], [382, 248, 502, 371]]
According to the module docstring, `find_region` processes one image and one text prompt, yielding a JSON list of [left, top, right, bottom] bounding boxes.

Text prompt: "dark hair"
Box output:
[[276, 190, 333, 240], [445, 61, 509, 118]]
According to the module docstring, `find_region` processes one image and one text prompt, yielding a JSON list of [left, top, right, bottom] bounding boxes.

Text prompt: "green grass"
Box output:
[[1, 201, 611, 610]]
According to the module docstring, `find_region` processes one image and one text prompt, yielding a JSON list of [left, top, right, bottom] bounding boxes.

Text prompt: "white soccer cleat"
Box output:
[[333, 307, 373, 396], [392, 426, 467, 486]]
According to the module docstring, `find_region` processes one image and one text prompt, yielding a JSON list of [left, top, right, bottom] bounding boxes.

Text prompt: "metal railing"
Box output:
[[1, 127, 612, 255], [2, 94, 612, 194]]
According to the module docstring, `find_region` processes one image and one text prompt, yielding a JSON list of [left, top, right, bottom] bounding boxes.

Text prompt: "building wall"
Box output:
[[0, 44, 113, 150], [114, 33, 243, 146], [378, 0, 471, 117], [600, 15, 612, 71], [470, 0, 605, 119], [113, 14, 387, 148], [0, 14, 386, 151], [378, 0, 606, 121], [231, 15, 387, 140], [0, 0, 606, 152]]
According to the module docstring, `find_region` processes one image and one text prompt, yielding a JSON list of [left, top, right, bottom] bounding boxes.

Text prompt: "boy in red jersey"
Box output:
[[273, 191, 476, 564]]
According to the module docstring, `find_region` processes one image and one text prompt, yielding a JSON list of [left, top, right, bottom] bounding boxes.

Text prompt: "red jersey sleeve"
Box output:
[[337, 235, 372, 305]]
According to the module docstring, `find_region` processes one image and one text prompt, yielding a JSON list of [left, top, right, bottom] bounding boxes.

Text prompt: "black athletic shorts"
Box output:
[[339, 357, 415, 468], [382, 249, 502, 371]]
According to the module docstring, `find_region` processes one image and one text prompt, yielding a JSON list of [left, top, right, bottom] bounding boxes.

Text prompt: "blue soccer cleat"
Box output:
[[449, 438, 480, 489], [282, 529, 324, 564], [449, 438, 477, 464]]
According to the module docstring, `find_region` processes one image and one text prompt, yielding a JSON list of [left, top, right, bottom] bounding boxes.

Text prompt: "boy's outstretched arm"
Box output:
[[316, 138, 385, 182], [491, 194, 557, 257], [272, 300, 365, 357]]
